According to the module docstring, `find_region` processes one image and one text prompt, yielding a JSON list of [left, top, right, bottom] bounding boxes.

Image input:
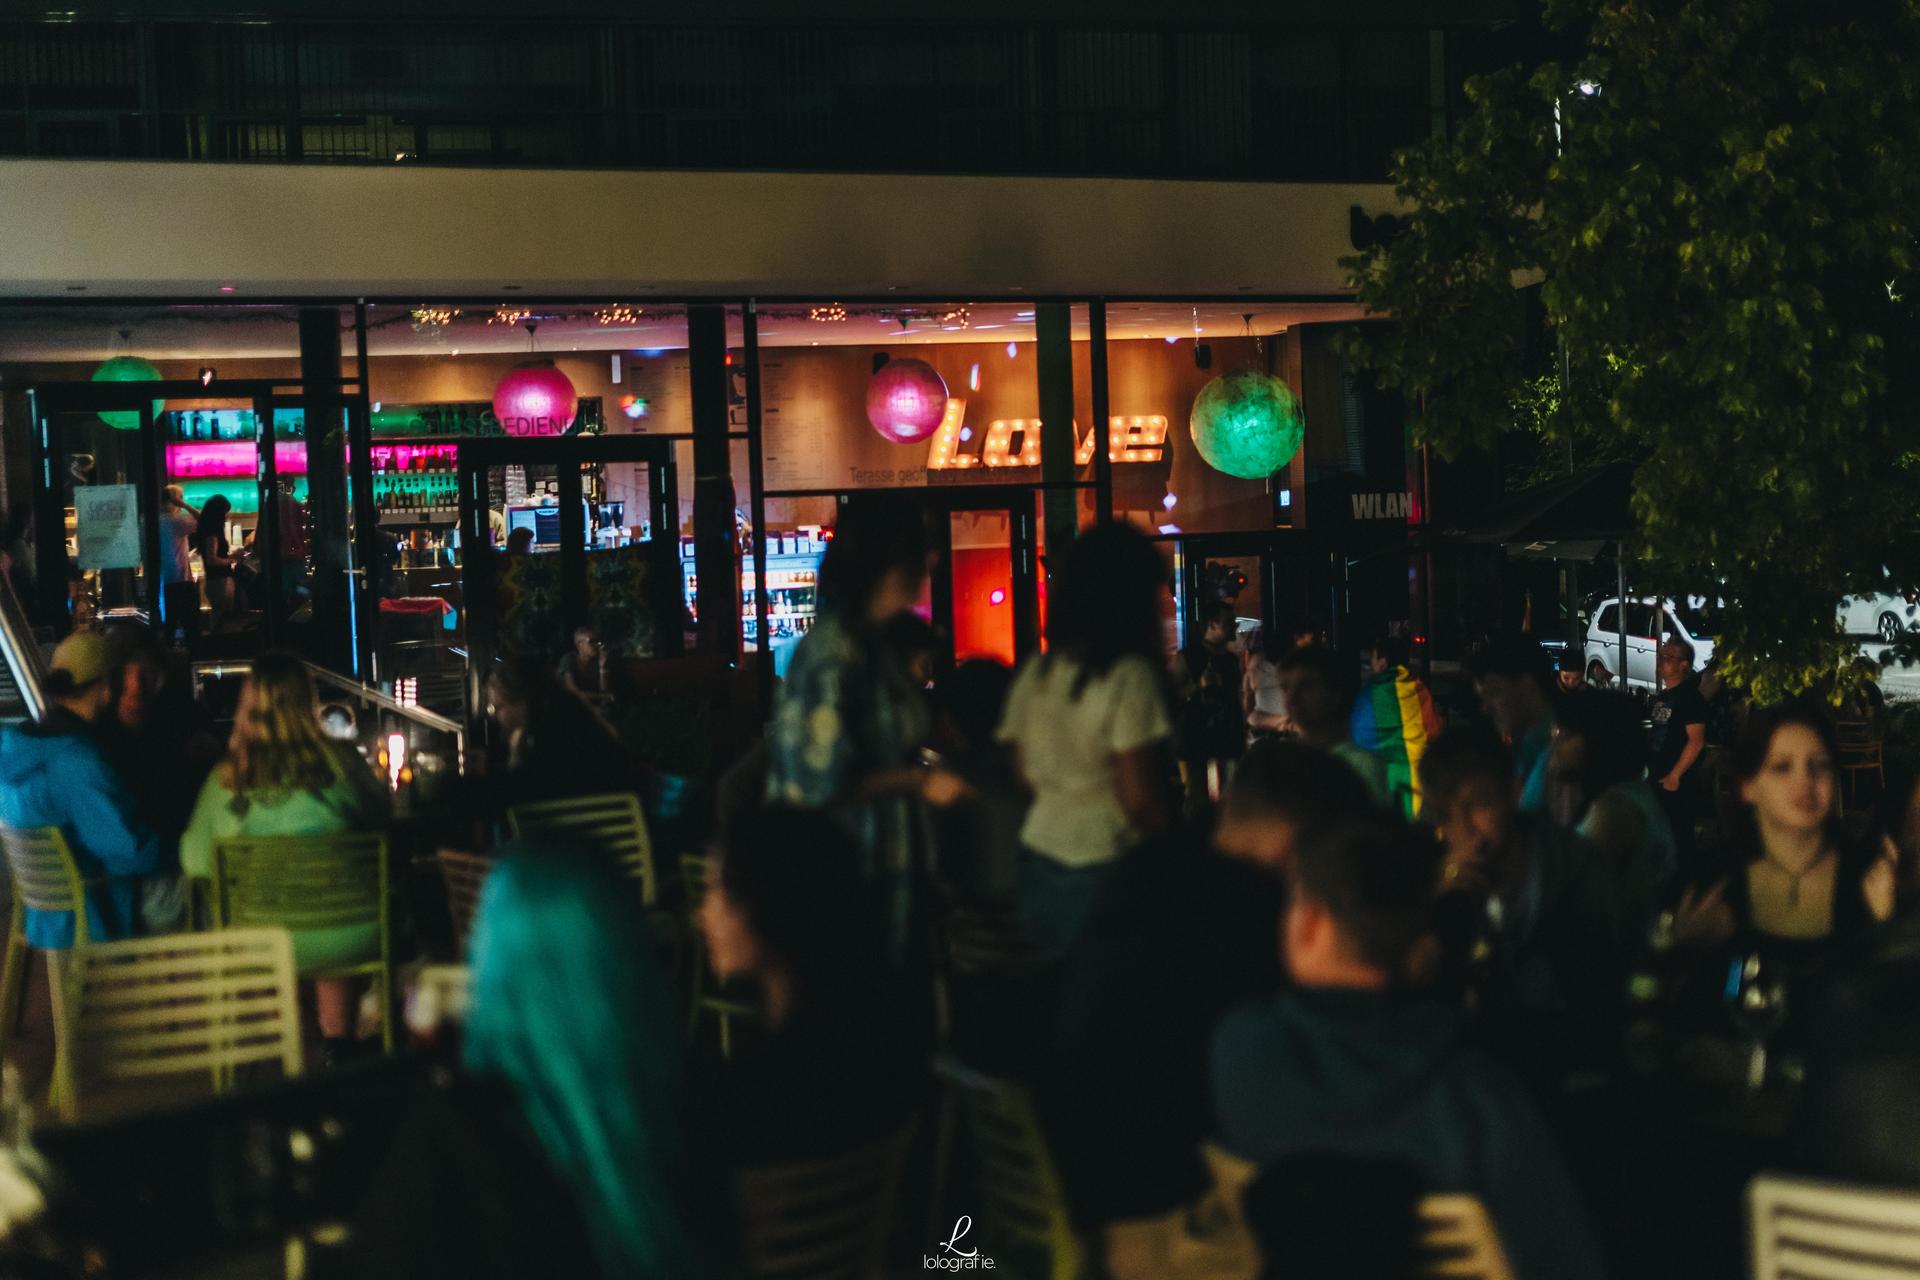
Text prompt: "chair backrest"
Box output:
[[434, 850, 496, 955], [1417, 1194, 1515, 1280], [1750, 1173, 1920, 1280], [508, 793, 656, 905], [1835, 719, 1878, 748], [70, 927, 303, 1102], [680, 851, 711, 919], [934, 1056, 1081, 1280], [211, 833, 388, 940], [737, 1123, 915, 1280], [0, 826, 90, 945], [404, 964, 472, 1041], [943, 905, 1044, 976]]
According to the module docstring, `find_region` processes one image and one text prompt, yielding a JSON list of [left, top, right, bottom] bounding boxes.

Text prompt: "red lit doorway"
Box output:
[[921, 488, 1041, 673]]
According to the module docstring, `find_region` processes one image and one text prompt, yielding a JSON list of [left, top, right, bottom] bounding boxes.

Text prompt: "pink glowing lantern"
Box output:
[[493, 361, 578, 438], [865, 358, 949, 444]]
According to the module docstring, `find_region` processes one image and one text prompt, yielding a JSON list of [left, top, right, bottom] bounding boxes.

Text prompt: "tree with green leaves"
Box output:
[[1345, 0, 1920, 699]]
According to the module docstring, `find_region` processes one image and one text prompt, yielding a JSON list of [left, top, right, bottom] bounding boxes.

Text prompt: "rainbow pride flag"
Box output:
[[1350, 666, 1443, 818]]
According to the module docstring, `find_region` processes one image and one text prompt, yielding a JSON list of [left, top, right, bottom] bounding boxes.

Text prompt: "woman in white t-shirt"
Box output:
[[996, 524, 1174, 955]]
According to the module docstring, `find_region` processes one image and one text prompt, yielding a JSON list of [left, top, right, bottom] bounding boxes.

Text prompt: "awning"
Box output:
[[1453, 461, 1634, 556]]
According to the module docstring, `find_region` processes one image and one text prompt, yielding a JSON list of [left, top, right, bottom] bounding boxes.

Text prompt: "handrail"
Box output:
[[191, 658, 466, 757], [0, 573, 45, 722], [305, 663, 464, 738]]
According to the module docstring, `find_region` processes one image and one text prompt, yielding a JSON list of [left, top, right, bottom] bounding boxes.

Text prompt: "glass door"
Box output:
[[457, 436, 679, 730], [925, 490, 1040, 673], [31, 380, 353, 663], [30, 399, 164, 632]]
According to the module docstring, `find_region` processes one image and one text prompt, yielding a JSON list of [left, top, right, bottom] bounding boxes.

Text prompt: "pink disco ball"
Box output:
[[865, 358, 949, 444], [493, 361, 578, 438]]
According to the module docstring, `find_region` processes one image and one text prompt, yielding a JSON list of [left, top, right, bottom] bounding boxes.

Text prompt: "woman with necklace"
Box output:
[[1672, 704, 1896, 1011]]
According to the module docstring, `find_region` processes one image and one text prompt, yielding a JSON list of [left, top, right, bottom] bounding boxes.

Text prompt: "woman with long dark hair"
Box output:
[[1671, 703, 1897, 1043], [193, 494, 240, 629], [699, 805, 921, 1163], [995, 522, 1174, 955], [764, 494, 968, 960]]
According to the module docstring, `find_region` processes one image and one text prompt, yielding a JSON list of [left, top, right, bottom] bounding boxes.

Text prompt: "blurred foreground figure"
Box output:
[[339, 853, 725, 1280]]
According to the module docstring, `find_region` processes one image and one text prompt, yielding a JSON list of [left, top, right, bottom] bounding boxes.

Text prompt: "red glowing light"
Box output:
[[493, 361, 578, 438], [865, 358, 949, 444]]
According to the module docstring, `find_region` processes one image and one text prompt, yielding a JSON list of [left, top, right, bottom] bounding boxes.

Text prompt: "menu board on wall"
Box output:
[[760, 352, 937, 491], [75, 484, 142, 569]]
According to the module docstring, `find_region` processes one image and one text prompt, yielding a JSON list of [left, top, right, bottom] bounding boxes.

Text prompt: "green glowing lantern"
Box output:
[[1188, 371, 1304, 479], [91, 356, 166, 432]]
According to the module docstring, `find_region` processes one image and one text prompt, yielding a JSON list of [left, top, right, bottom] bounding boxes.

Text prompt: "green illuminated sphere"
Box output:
[[91, 356, 165, 431], [1188, 371, 1304, 479]]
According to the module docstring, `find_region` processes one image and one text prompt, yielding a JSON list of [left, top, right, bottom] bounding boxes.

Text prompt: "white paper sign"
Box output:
[[75, 484, 142, 570]]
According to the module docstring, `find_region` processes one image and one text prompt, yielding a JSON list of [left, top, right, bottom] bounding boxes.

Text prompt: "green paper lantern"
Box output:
[[1188, 371, 1304, 479], [91, 356, 165, 432]]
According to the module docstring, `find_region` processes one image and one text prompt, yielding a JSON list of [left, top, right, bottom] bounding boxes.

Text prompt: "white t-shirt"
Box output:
[[1245, 655, 1286, 722], [995, 652, 1173, 868], [161, 510, 196, 584]]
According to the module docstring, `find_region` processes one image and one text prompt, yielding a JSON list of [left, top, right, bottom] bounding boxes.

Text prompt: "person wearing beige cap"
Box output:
[[0, 629, 165, 948]]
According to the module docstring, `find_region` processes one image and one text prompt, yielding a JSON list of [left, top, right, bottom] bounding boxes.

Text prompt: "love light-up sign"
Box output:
[[924, 401, 1168, 470]]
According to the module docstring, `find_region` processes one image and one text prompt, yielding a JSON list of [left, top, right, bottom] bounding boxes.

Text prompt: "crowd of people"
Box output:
[[3, 493, 1919, 1280]]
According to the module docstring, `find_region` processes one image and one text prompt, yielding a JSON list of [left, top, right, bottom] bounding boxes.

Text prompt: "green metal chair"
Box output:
[[679, 851, 757, 1058], [209, 832, 394, 1053], [508, 792, 657, 905]]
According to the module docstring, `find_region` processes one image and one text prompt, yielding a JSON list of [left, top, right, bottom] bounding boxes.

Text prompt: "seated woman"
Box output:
[[180, 652, 388, 1056], [699, 805, 927, 1166], [1671, 703, 1897, 1026], [484, 658, 638, 809], [1792, 773, 1920, 1181], [335, 853, 725, 1280], [556, 625, 614, 708]]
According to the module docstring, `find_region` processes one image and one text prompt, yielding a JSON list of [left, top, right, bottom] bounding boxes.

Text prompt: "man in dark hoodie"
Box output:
[[1210, 813, 1604, 1280], [0, 631, 165, 947], [1041, 741, 1374, 1268]]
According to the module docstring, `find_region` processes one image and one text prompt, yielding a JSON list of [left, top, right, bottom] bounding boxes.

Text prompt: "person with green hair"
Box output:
[[342, 850, 726, 1279]]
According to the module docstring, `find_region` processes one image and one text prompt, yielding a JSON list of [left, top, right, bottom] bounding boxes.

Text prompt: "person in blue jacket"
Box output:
[[0, 631, 165, 948]]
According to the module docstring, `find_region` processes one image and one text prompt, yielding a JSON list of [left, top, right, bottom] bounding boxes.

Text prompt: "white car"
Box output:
[[1583, 597, 1716, 690], [1840, 592, 1919, 644]]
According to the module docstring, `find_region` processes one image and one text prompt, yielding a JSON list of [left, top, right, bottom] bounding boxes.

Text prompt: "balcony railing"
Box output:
[[0, 17, 1460, 182]]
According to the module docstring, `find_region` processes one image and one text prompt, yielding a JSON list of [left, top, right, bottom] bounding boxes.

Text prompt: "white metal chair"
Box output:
[[64, 927, 303, 1122], [1750, 1173, 1920, 1279], [507, 793, 657, 905], [0, 825, 95, 1111], [1417, 1194, 1514, 1280]]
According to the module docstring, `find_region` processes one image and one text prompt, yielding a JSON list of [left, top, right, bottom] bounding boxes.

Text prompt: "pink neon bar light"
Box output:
[[369, 443, 459, 470], [168, 440, 461, 479], [166, 441, 309, 478]]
